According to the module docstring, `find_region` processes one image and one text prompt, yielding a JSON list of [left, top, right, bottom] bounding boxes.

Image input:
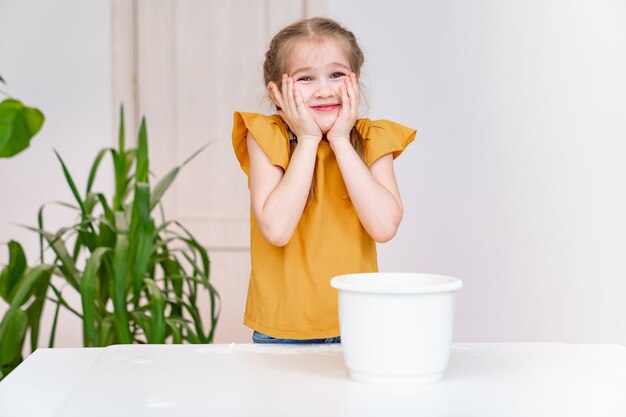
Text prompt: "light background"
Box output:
[[1, 0, 625, 348], [328, 0, 626, 343], [0, 0, 112, 347]]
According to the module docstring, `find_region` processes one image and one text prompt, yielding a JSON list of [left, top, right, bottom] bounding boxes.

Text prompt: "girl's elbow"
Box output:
[[253, 208, 293, 247], [371, 213, 402, 243], [267, 235, 290, 247], [372, 225, 398, 243], [259, 223, 292, 247]]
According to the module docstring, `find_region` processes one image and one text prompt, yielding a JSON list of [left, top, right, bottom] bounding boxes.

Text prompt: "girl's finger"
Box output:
[[295, 85, 316, 127], [288, 77, 296, 103], [348, 74, 359, 115], [286, 77, 297, 112], [281, 74, 292, 109], [294, 83, 307, 113], [277, 109, 288, 123], [268, 82, 284, 109], [281, 75, 288, 103], [339, 84, 349, 115], [349, 73, 358, 96], [345, 76, 356, 112], [277, 109, 295, 132]]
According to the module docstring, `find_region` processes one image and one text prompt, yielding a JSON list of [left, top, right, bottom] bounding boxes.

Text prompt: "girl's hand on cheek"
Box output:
[[267, 80, 285, 111], [327, 73, 359, 145], [270, 75, 321, 143]]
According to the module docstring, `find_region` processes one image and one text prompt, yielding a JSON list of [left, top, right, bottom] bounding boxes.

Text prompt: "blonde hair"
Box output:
[[263, 17, 366, 205]]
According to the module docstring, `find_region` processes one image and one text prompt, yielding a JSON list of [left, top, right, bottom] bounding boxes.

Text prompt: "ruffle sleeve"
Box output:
[[355, 119, 417, 166], [232, 112, 291, 177]]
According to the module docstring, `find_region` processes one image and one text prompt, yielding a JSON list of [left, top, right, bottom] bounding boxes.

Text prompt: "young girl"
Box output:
[[232, 17, 416, 344]]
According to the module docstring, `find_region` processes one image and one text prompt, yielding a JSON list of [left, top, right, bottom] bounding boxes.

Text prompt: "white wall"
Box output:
[[328, 0, 626, 343], [2, 0, 625, 349], [0, 0, 111, 347]]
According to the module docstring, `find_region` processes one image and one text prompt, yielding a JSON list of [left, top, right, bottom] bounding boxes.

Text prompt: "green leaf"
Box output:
[[150, 167, 179, 211], [81, 247, 110, 347], [112, 215, 132, 344], [26, 269, 53, 352], [97, 193, 115, 225], [74, 193, 99, 256], [86, 148, 113, 195], [134, 182, 152, 227], [112, 150, 123, 211], [165, 318, 183, 344], [160, 256, 183, 316], [174, 221, 211, 281], [181, 298, 208, 343], [54, 149, 86, 214], [97, 193, 116, 256], [98, 316, 115, 346], [0, 241, 27, 302], [9, 265, 54, 308], [112, 106, 131, 209], [124, 149, 137, 170], [178, 319, 200, 344], [35, 200, 78, 263], [112, 107, 134, 211], [129, 311, 150, 341], [0, 99, 45, 158], [132, 227, 154, 299], [129, 182, 155, 300], [37, 203, 45, 262], [144, 278, 165, 343], [136, 118, 149, 183], [118, 105, 125, 153], [28, 227, 80, 290], [0, 307, 28, 368], [47, 301, 61, 348], [95, 193, 116, 248]]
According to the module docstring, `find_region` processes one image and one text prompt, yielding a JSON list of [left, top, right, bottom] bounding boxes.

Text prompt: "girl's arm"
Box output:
[[248, 75, 323, 246], [327, 73, 403, 242], [330, 141, 403, 242], [247, 131, 318, 246]]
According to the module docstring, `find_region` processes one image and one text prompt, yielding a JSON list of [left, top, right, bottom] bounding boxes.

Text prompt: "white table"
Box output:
[[1, 343, 625, 417]]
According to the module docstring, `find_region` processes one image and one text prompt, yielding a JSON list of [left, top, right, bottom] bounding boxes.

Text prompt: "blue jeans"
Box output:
[[252, 331, 341, 344]]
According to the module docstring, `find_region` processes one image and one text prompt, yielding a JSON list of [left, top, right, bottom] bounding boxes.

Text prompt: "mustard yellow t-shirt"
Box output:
[[232, 112, 416, 339]]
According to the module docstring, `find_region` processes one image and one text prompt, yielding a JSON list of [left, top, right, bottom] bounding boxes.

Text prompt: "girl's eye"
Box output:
[[331, 72, 346, 79], [297, 76, 313, 82]]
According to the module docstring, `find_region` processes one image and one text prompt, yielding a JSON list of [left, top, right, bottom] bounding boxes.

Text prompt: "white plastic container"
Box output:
[[330, 272, 463, 385]]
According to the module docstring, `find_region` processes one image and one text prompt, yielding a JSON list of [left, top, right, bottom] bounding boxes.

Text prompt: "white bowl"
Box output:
[[330, 272, 462, 385]]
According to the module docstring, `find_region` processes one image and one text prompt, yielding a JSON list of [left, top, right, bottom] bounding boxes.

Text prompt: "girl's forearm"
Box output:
[[256, 139, 318, 246], [330, 139, 403, 242]]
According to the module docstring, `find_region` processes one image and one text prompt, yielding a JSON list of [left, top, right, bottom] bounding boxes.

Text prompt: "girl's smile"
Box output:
[[312, 104, 341, 112]]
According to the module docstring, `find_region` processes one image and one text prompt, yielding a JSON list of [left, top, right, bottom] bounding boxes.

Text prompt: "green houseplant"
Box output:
[[0, 108, 220, 380], [0, 75, 45, 158]]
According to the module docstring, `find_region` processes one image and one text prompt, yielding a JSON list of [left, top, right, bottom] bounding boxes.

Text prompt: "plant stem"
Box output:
[[48, 302, 61, 348]]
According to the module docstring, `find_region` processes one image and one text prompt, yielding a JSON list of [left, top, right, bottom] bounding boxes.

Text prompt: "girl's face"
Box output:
[[285, 38, 353, 134]]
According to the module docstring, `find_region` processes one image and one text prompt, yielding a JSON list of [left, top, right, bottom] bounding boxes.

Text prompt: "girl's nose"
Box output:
[[314, 87, 336, 98]]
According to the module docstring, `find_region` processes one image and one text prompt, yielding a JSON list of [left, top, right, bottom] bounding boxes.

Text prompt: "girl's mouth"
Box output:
[[312, 104, 340, 112]]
